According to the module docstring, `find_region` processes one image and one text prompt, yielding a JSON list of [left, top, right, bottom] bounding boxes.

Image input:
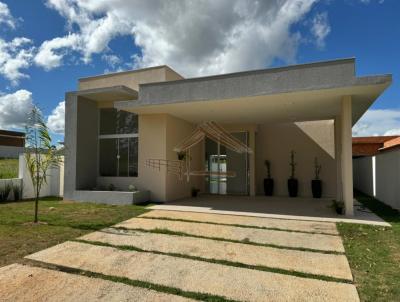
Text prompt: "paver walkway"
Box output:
[[1, 210, 359, 301], [115, 217, 345, 252]]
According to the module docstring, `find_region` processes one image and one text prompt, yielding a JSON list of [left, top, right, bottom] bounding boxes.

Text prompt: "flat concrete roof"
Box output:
[[78, 65, 184, 82], [68, 86, 138, 102], [115, 58, 391, 125]]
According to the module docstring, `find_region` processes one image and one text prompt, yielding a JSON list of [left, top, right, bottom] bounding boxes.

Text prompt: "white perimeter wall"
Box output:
[[18, 154, 64, 199], [0, 155, 64, 200], [353, 149, 400, 210]]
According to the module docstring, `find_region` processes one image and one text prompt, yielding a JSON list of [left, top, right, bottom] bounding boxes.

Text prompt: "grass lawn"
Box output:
[[0, 197, 148, 267], [0, 158, 18, 179], [338, 191, 400, 302]]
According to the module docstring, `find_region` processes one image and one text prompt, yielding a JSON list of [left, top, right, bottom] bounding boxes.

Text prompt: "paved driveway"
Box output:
[[1, 210, 359, 301]]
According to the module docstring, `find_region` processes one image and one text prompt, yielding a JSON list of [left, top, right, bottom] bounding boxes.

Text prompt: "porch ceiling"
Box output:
[[115, 81, 389, 125]]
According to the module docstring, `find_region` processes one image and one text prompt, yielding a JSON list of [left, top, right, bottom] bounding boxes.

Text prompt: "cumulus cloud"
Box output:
[[34, 34, 80, 70], [0, 89, 34, 129], [353, 109, 400, 137], [39, 0, 319, 76], [311, 12, 330, 49], [0, 37, 35, 85], [47, 101, 65, 134], [0, 1, 17, 29]]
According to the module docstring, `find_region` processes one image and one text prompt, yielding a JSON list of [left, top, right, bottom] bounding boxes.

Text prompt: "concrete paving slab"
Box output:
[[26, 241, 359, 302], [115, 218, 345, 252], [0, 263, 193, 302], [81, 229, 353, 280], [140, 210, 339, 235]]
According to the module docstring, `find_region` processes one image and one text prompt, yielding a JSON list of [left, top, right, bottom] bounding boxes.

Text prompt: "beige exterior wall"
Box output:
[[97, 114, 202, 202], [97, 114, 167, 201], [255, 121, 337, 197], [165, 115, 203, 200], [78, 66, 184, 91]]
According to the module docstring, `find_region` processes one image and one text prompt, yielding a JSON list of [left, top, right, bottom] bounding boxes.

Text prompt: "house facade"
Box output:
[[64, 58, 391, 215], [0, 130, 25, 158]]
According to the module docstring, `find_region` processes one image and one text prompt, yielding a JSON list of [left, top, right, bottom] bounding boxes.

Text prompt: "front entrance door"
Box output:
[[205, 132, 249, 195]]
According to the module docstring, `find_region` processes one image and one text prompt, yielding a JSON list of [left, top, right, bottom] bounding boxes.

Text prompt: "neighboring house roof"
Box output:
[[0, 130, 25, 147], [352, 136, 400, 156]]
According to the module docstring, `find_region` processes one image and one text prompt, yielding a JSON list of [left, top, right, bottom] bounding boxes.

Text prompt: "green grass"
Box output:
[[0, 158, 18, 179], [338, 191, 400, 301], [0, 197, 148, 267]]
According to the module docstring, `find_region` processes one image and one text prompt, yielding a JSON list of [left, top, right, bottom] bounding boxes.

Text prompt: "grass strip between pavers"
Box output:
[[74, 238, 352, 284], [23, 259, 237, 302], [112, 226, 345, 255], [139, 216, 339, 236]]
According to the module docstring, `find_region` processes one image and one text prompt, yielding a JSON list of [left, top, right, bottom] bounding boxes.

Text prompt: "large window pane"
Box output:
[[100, 108, 138, 135], [118, 138, 129, 177], [129, 137, 138, 177], [99, 138, 117, 176]]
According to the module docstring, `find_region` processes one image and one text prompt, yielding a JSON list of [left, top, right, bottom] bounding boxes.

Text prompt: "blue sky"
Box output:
[[0, 0, 399, 143]]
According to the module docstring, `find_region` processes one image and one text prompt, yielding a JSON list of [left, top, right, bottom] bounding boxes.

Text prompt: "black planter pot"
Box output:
[[263, 178, 274, 196], [335, 206, 344, 215], [287, 178, 298, 197], [311, 179, 322, 198], [191, 189, 199, 197]]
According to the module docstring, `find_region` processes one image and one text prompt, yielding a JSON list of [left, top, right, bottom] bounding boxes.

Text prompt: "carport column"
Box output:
[[334, 117, 342, 202], [340, 96, 354, 216]]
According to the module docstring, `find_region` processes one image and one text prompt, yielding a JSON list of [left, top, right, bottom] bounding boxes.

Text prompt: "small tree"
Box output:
[[25, 106, 62, 223]]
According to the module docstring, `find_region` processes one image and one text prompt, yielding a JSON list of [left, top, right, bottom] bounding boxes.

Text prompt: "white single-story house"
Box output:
[[64, 58, 391, 216]]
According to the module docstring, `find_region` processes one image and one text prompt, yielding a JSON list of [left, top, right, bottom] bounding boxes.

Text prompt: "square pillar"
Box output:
[[334, 117, 342, 202], [340, 96, 354, 216]]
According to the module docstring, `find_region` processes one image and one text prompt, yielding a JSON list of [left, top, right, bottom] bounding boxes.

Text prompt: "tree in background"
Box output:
[[25, 106, 62, 223]]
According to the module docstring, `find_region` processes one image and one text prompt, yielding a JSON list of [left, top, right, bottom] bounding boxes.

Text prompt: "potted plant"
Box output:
[[312, 157, 322, 198], [263, 160, 274, 196], [287, 150, 298, 197], [177, 152, 186, 161], [191, 187, 200, 197], [332, 200, 344, 215]]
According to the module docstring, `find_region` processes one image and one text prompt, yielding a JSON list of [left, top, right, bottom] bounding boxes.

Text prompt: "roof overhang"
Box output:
[[71, 85, 138, 102], [115, 77, 391, 126]]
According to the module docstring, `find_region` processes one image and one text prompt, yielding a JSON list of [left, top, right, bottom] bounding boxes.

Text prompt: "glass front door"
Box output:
[[205, 132, 249, 195]]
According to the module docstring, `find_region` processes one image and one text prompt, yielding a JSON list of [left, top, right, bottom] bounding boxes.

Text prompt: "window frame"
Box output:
[[98, 108, 139, 178]]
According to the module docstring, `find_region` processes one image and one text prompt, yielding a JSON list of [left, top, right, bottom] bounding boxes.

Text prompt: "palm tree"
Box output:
[[25, 106, 62, 223]]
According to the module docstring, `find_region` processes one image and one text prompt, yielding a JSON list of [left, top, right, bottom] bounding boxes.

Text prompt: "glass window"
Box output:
[[99, 138, 118, 176], [99, 108, 138, 135], [99, 109, 139, 177], [129, 137, 138, 177]]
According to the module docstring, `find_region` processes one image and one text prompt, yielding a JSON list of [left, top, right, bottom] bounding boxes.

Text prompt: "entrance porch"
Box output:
[[149, 195, 389, 226]]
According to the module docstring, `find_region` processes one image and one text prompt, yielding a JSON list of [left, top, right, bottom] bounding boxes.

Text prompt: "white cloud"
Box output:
[[0, 89, 34, 129], [34, 34, 80, 70], [41, 0, 319, 76], [311, 12, 330, 49], [102, 54, 122, 70], [47, 101, 65, 134], [0, 1, 17, 29], [353, 109, 400, 137], [0, 37, 35, 85]]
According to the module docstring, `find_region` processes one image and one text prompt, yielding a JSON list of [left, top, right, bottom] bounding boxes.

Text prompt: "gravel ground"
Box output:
[[81, 229, 352, 280], [115, 217, 345, 252], [26, 241, 359, 302], [140, 210, 339, 235]]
